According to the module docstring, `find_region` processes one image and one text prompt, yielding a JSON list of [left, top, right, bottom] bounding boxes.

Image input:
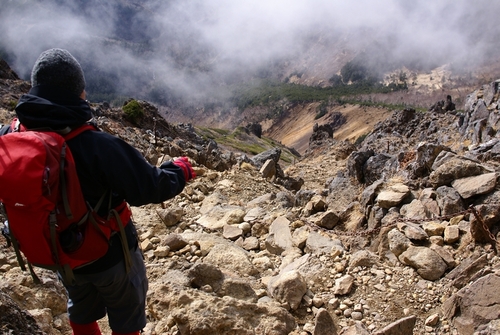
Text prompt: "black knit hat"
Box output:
[[31, 48, 85, 97]]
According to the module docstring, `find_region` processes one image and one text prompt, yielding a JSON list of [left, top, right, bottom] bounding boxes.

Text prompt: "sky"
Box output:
[[0, 0, 498, 101]]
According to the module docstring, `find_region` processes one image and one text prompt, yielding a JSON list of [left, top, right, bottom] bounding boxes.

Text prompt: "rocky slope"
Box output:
[[1, 73, 500, 335]]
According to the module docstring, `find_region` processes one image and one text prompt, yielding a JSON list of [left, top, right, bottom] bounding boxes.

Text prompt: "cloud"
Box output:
[[1, 0, 498, 102]]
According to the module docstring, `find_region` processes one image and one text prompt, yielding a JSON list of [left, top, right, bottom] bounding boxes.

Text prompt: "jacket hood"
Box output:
[[15, 85, 92, 130]]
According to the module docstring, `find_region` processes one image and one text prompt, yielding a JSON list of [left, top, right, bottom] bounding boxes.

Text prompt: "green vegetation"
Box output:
[[197, 126, 263, 155], [230, 79, 407, 111], [228, 52, 409, 114], [123, 99, 144, 123], [209, 128, 231, 136], [340, 59, 378, 84], [337, 98, 425, 112], [196, 126, 295, 164], [315, 101, 328, 120], [8, 100, 17, 111], [355, 133, 369, 146], [328, 74, 343, 86]]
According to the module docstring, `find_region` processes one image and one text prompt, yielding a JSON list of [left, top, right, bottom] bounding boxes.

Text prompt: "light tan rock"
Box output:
[[451, 172, 497, 199], [268, 270, 307, 310]]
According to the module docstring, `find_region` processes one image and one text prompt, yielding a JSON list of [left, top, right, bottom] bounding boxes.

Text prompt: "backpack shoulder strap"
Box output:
[[8, 120, 97, 137], [64, 123, 98, 141]]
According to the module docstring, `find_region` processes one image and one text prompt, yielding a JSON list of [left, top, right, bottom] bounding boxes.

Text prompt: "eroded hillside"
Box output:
[[263, 103, 393, 154], [160, 60, 497, 157]]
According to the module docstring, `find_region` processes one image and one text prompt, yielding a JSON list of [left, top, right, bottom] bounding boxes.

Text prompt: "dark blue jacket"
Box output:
[[0, 85, 186, 273]]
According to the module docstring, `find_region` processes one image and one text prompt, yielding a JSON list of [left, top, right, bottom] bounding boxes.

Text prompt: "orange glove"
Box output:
[[173, 157, 196, 182]]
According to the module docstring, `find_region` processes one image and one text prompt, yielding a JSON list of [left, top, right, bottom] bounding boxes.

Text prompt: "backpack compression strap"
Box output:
[[110, 207, 133, 273], [59, 124, 98, 219], [104, 193, 133, 273]]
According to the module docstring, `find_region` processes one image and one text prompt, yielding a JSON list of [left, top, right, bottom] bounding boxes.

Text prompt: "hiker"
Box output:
[[0, 49, 195, 335]]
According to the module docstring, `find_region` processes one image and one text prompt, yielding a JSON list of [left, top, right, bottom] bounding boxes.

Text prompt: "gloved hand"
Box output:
[[173, 157, 196, 182]]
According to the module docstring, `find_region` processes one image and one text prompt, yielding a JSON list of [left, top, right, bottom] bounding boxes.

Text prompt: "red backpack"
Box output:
[[0, 121, 132, 284]]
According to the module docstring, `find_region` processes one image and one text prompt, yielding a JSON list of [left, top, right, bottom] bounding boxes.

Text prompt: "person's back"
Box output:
[[0, 48, 195, 335]]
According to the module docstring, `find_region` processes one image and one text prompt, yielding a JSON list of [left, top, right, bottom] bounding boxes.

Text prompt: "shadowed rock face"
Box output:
[[0, 290, 44, 335], [0, 59, 19, 80]]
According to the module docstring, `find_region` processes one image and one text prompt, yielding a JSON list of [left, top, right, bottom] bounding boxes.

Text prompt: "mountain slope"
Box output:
[[263, 103, 394, 154], [2, 51, 500, 335]]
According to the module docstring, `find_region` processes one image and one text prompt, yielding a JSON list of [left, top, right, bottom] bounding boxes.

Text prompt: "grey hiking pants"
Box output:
[[64, 247, 148, 333]]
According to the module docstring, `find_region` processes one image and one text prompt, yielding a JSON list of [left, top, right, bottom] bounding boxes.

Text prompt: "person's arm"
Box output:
[[69, 130, 191, 207]]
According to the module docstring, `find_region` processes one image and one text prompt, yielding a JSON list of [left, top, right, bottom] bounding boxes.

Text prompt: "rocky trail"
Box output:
[[1, 69, 500, 335]]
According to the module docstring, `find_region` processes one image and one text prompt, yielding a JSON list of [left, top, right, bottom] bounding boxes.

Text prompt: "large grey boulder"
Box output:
[[376, 183, 410, 209], [251, 148, 281, 169], [268, 270, 307, 310], [387, 229, 412, 257], [451, 172, 497, 199], [204, 243, 258, 276], [166, 287, 296, 335], [430, 156, 488, 187], [364, 153, 396, 185], [436, 186, 465, 216], [398, 246, 448, 280], [266, 216, 294, 255], [196, 204, 246, 229], [406, 142, 448, 179], [305, 231, 344, 256], [326, 174, 360, 214], [347, 150, 374, 183], [313, 308, 339, 335]]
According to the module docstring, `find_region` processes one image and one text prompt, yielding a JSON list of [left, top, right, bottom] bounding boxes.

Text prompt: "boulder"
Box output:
[[268, 270, 307, 310], [451, 172, 497, 199], [372, 315, 417, 335], [445, 273, 500, 334], [398, 246, 448, 280], [266, 216, 294, 254]]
